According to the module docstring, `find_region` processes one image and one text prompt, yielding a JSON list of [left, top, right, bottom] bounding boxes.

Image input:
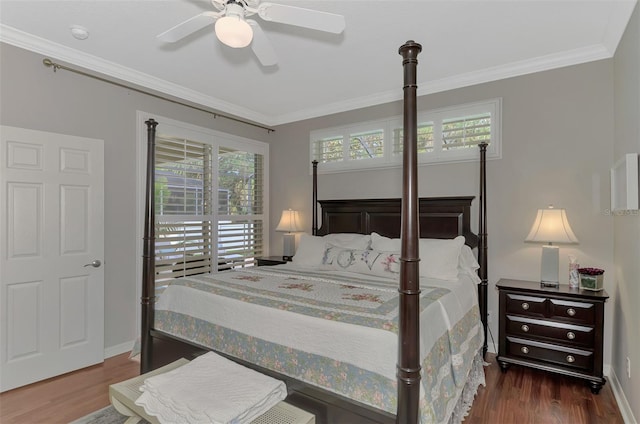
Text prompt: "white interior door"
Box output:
[[0, 126, 104, 392]]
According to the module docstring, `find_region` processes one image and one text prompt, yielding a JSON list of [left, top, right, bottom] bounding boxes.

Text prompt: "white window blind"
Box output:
[[442, 113, 491, 150], [155, 136, 213, 286], [217, 147, 265, 270], [393, 123, 435, 155], [310, 98, 501, 173], [153, 136, 267, 283], [350, 129, 384, 160], [313, 135, 343, 163]]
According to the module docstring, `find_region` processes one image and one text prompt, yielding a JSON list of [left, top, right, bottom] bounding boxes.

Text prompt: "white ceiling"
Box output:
[[0, 1, 636, 127]]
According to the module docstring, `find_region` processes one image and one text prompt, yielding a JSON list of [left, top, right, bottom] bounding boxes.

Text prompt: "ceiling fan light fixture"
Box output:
[[215, 15, 253, 48]]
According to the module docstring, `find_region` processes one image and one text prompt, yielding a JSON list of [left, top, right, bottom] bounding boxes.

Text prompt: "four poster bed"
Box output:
[[139, 41, 489, 423]]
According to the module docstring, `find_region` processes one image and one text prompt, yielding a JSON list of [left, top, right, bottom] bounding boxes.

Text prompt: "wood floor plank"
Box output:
[[0, 353, 624, 423], [0, 352, 140, 423]]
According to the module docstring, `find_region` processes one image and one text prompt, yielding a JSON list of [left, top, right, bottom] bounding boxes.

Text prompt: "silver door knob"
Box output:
[[84, 260, 102, 268]]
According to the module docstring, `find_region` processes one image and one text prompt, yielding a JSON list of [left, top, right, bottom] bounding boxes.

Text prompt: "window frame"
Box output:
[[310, 98, 501, 174], [136, 111, 269, 280]]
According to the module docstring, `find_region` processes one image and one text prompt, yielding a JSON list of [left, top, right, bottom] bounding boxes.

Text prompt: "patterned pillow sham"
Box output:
[[321, 244, 400, 279], [293, 233, 372, 268], [371, 232, 465, 281]]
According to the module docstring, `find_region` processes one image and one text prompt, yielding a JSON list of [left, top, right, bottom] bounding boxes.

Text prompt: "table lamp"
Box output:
[[276, 209, 301, 261], [525, 205, 578, 287]]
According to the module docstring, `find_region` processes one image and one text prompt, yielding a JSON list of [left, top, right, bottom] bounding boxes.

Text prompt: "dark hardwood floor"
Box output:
[[0, 353, 624, 423], [466, 355, 623, 424]]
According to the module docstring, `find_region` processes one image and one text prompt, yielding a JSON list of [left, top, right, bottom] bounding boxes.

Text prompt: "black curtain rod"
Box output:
[[42, 58, 275, 133]]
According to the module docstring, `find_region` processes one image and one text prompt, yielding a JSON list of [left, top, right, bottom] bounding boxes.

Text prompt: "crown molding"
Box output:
[[273, 43, 613, 125], [1, 23, 619, 127], [0, 24, 273, 126]]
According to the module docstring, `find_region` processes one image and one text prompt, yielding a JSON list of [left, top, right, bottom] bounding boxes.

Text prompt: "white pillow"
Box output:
[[292, 234, 327, 268], [370, 232, 465, 281], [321, 244, 400, 279], [292, 233, 371, 268], [323, 233, 371, 250], [459, 245, 480, 272]]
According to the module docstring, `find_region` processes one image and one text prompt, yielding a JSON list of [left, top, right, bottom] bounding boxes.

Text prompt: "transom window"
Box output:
[[311, 99, 501, 173]]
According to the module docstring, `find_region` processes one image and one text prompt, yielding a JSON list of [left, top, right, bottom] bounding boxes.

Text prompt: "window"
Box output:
[[146, 117, 268, 287], [217, 146, 265, 270], [154, 136, 213, 286], [311, 99, 501, 173]]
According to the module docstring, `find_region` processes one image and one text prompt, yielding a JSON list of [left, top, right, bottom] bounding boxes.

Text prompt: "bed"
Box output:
[[139, 41, 489, 423]]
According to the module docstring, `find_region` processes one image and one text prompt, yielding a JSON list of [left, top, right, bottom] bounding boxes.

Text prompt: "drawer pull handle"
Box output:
[[567, 308, 576, 316], [522, 302, 530, 310], [567, 331, 576, 340], [566, 355, 575, 363], [521, 346, 529, 354], [521, 324, 530, 332]]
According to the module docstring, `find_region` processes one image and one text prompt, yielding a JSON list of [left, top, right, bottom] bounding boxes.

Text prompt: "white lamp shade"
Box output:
[[215, 15, 253, 48], [525, 207, 578, 244], [276, 209, 302, 233]]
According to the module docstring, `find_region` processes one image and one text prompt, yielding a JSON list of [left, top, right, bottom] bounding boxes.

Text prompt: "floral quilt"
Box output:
[[154, 266, 483, 423]]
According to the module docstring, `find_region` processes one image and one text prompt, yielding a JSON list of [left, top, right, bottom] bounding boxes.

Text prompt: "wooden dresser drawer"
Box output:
[[549, 299, 595, 325], [505, 293, 546, 318], [506, 337, 593, 372], [505, 315, 595, 347]]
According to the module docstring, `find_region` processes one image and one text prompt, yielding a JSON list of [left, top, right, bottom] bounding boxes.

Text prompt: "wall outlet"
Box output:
[[627, 357, 631, 379]]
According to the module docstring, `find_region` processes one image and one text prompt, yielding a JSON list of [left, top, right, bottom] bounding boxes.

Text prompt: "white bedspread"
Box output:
[[153, 264, 483, 423]]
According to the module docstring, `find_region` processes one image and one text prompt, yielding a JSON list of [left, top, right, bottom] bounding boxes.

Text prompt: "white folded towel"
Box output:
[[135, 352, 287, 424]]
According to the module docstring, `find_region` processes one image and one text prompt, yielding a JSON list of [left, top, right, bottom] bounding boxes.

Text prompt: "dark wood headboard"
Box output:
[[315, 196, 478, 248]]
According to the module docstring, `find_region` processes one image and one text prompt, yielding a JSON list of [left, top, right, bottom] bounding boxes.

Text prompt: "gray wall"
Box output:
[[0, 43, 274, 350], [2, 26, 635, 417], [613, 3, 640, 421], [271, 60, 616, 368]]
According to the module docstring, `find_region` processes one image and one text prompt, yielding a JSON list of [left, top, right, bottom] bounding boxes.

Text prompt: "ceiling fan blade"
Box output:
[[247, 20, 278, 66], [157, 11, 221, 43], [257, 3, 345, 34]]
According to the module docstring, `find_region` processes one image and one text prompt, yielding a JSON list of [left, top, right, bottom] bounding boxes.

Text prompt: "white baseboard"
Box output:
[[103, 340, 135, 359], [607, 366, 638, 424]]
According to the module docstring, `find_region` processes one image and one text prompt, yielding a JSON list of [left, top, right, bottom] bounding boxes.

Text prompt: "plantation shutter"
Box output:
[[393, 122, 435, 155], [154, 136, 213, 287], [217, 146, 265, 269], [349, 129, 384, 160], [312, 135, 344, 163], [442, 113, 491, 150]]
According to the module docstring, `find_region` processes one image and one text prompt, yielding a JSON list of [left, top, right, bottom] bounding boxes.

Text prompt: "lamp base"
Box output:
[[282, 233, 296, 260], [540, 245, 560, 286]]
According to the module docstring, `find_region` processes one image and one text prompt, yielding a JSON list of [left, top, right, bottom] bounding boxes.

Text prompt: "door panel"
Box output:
[[0, 126, 104, 392]]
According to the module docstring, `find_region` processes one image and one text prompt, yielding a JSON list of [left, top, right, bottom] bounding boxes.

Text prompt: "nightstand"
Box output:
[[496, 278, 609, 394], [255, 256, 288, 266]]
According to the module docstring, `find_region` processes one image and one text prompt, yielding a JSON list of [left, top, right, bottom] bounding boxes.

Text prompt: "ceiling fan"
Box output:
[[157, 0, 346, 66]]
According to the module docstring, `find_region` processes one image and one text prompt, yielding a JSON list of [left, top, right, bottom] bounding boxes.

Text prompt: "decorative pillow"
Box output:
[[321, 244, 400, 278], [370, 232, 465, 281], [292, 233, 372, 268]]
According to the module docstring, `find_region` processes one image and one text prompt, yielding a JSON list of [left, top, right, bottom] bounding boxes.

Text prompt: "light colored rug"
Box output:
[[69, 405, 147, 424]]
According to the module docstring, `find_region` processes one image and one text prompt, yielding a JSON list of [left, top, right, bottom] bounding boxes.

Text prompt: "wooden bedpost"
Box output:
[[397, 40, 422, 424], [312, 160, 318, 236], [141, 118, 158, 374], [478, 142, 488, 357]]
